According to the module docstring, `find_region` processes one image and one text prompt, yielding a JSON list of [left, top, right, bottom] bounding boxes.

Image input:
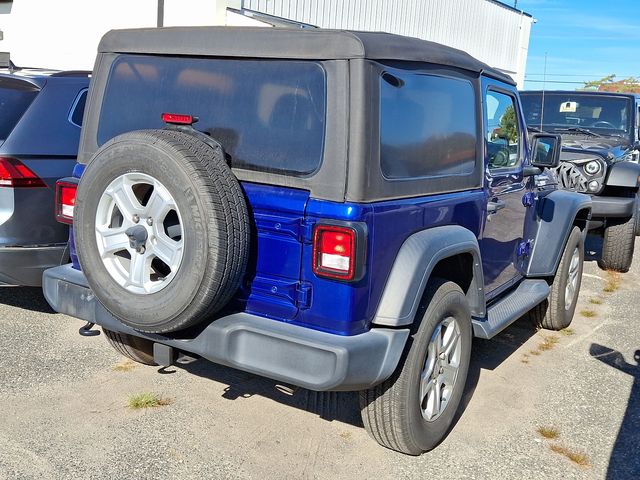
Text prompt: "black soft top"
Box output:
[[98, 26, 514, 85]]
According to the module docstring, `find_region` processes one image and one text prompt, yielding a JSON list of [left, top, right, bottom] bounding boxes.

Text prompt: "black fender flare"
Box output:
[[606, 161, 640, 189], [373, 225, 484, 327], [527, 190, 591, 277]]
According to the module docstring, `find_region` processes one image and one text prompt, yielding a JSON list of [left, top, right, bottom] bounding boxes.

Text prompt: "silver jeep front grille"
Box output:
[[554, 163, 588, 192]]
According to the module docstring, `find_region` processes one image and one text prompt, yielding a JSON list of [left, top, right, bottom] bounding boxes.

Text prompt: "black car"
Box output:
[[0, 66, 89, 285], [521, 90, 640, 272]]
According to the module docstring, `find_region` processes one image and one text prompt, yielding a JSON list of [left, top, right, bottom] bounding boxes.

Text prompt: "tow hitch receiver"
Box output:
[[153, 343, 177, 367]]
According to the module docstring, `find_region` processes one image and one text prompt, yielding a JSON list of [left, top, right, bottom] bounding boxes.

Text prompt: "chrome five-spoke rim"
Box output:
[[95, 173, 184, 294], [565, 247, 580, 310], [419, 317, 462, 422]]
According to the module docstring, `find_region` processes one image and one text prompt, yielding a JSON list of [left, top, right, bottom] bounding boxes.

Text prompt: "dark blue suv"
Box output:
[[43, 27, 591, 454], [0, 67, 89, 285]]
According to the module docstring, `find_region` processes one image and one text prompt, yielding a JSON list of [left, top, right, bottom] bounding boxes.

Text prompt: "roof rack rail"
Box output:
[[50, 70, 91, 77]]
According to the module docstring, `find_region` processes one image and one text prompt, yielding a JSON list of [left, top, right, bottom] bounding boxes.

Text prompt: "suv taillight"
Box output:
[[313, 225, 361, 281], [55, 180, 78, 224], [0, 157, 46, 188]]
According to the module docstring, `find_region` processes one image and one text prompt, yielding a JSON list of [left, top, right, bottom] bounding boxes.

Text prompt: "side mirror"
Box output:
[[530, 133, 561, 168]]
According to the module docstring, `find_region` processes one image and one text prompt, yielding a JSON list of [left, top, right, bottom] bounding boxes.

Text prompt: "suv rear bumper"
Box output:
[[0, 244, 69, 286], [590, 196, 635, 218], [43, 264, 409, 391]]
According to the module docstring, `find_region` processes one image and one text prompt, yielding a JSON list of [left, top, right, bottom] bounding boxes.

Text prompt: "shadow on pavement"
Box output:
[[181, 315, 539, 433], [585, 233, 603, 262], [589, 343, 640, 480], [0, 286, 55, 314], [182, 358, 363, 428]]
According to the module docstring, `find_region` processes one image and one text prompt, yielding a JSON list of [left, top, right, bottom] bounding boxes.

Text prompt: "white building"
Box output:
[[0, 0, 533, 85]]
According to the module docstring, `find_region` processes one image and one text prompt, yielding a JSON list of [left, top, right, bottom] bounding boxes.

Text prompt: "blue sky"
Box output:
[[518, 0, 640, 90]]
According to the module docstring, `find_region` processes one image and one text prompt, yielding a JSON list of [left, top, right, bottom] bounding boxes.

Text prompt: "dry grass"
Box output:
[[603, 270, 622, 293], [559, 327, 575, 337], [529, 350, 541, 356], [580, 309, 597, 318], [538, 335, 560, 352], [550, 443, 591, 468], [589, 297, 603, 305], [127, 392, 172, 409], [113, 360, 137, 372], [537, 426, 560, 440]]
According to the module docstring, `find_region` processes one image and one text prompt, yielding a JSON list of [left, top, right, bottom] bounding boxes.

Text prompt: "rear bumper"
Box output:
[[0, 244, 69, 286], [590, 196, 635, 218], [43, 264, 409, 391]]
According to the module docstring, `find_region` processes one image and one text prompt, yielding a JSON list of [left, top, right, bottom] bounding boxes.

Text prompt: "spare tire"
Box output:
[[75, 129, 250, 333]]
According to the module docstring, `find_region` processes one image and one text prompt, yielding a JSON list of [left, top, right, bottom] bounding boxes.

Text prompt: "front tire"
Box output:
[[598, 210, 636, 273], [359, 279, 472, 455], [531, 226, 584, 330]]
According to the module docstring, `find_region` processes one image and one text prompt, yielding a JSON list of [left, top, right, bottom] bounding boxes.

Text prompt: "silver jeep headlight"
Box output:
[[584, 160, 601, 175]]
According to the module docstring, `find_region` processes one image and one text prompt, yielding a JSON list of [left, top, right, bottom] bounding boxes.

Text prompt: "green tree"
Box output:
[[582, 74, 640, 93], [499, 105, 518, 143]]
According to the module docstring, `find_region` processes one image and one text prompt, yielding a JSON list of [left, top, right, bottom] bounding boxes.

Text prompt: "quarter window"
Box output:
[[485, 91, 520, 170], [69, 89, 87, 127], [379, 70, 477, 179]]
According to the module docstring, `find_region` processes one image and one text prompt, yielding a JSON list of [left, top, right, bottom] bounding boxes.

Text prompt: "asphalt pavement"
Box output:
[[0, 241, 638, 479]]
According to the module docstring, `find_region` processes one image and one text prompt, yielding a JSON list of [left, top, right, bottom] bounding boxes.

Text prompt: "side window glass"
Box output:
[[69, 89, 88, 127], [379, 70, 477, 179], [485, 90, 520, 170]]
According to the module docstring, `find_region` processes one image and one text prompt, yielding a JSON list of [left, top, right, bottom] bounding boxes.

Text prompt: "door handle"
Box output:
[[487, 199, 506, 214]]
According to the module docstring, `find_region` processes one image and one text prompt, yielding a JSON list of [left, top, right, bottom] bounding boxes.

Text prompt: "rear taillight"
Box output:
[[55, 180, 78, 224], [313, 225, 359, 281], [161, 112, 198, 125], [0, 157, 46, 188]]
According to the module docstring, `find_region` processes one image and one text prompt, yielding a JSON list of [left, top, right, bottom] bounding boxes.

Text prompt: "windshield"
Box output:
[[0, 78, 39, 141], [520, 92, 632, 137]]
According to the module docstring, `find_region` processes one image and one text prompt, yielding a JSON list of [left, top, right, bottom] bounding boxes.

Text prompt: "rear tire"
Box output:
[[103, 328, 156, 365], [598, 211, 635, 273], [531, 226, 584, 330], [359, 279, 472, 455]]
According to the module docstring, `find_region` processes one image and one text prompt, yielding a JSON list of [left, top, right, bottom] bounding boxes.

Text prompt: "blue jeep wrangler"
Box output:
[[43, 27, 591, 455]]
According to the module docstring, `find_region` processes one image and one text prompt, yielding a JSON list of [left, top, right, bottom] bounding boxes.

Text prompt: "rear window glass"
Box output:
[[380, 69, 477, 179], [98, 56, 327, 176], [0, 79, 39, 141]]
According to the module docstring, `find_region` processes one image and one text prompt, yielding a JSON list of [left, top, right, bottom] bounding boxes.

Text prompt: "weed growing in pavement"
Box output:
[[603, 270, 621, 293], [127, 392, 172, 409], [560, 328, 575, 337], [538, 335, 560, 351], [528, 335, 560, 357], [113, 360, 137, 372], [536, 426, 560, 439], [580, 309, 597, 318], [589, 298, 603, 305], [550, 443, 590, 468]]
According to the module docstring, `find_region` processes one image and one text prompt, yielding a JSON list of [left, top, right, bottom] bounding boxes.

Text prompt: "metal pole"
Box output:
[[157, 0, 165, 27]]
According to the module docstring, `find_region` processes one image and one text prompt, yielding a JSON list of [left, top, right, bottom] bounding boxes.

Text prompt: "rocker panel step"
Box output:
[[472, 279, 550, 339]]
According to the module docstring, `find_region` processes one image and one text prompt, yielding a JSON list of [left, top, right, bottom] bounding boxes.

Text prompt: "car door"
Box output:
[[480, 83, 530, 298]]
